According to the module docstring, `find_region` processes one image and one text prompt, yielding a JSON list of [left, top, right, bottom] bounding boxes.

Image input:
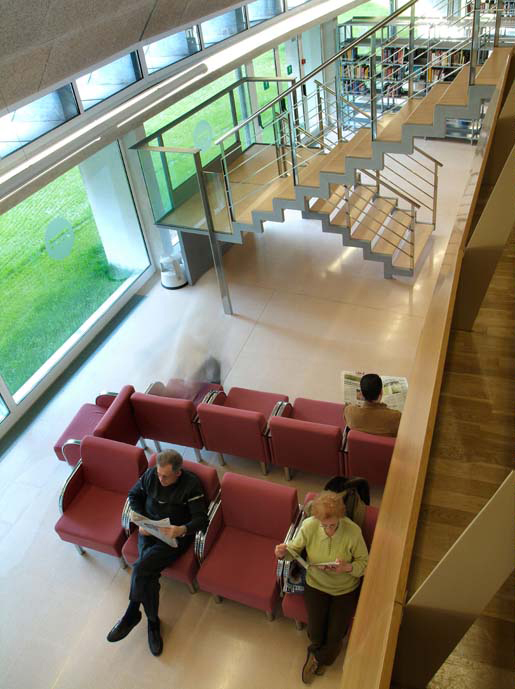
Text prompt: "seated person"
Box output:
[[344, 373, 401, 437], [275, 492, 368, 683], [107, 450, 208, 656]]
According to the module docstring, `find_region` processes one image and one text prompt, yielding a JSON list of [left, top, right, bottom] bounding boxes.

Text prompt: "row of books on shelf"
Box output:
[[341, 64, 370, 78]]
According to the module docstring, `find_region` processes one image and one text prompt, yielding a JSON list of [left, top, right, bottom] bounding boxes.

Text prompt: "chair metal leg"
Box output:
[[194, 448, 203, 463], [283, 467, 292, 481], [213, 594, 223, 603], [154, 440, 162, 453], [75, 544, 85, 556], [266, 610, 275, 621], [218, 453, 226, 466], [138, 438, 149, 451], [188, 580, 199, 594], [260, 461, 269, 476], [120, 557, 127, 569], [295, 620, 305, 630]]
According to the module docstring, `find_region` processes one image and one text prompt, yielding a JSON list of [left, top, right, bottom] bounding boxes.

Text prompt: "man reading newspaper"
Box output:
[[107, 450, 208, 656], [343, 372, 403, 437]]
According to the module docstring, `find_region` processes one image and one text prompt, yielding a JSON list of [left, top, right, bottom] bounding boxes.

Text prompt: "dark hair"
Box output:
[[360, 373, 383, 402], [156, 449, 183, 472]]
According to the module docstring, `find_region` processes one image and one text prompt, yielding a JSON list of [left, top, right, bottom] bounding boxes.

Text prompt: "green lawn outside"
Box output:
[[0, 166, 126, 394]]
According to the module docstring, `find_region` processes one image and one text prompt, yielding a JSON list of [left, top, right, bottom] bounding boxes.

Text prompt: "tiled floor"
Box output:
[[0, 139, 474, 689]]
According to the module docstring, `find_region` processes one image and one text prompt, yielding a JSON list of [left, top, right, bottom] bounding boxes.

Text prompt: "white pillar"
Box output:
[[79, 142, 147, 278]]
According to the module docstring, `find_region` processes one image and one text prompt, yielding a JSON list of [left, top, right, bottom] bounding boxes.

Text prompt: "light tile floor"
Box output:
[[0, 139, 474, 689]]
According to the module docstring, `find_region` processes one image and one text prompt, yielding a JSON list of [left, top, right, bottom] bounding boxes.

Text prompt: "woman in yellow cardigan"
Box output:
[[275, 491, 369, 684]]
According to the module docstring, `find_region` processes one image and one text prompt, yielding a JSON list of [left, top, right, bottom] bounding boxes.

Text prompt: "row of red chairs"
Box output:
[[55, 437, 299, 618], [53, 383, 395, 484]]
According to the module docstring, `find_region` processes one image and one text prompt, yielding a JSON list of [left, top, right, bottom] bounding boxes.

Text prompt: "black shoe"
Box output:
[[302, 650, 319, 684], [107, 610, 142, 642], [148, 619, 163, 656]]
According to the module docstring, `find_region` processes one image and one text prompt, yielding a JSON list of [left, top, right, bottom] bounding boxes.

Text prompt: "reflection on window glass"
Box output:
[[144, 27, 201, 73], [0, 395, 9, 424], [287, 0, 309, 7], [0, 86, 78, 159], [0, 142, 149, 401], [247, 0, 283, 27], [201, 8, 247, 48], [76, 54, 141, 110]]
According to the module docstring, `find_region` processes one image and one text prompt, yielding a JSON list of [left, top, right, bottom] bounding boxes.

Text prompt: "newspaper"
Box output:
[[341, 370, 408, 413], [286, 547, 338, 570], [130, 511, 178, 548]]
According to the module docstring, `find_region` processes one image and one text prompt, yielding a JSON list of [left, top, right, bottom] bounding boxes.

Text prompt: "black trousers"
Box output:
[[129, 533, 191, 621], [304, 582, 359, 665]]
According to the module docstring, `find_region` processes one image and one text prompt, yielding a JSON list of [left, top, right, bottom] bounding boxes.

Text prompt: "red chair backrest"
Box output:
[[182, 459, 220, 503], [361, 505, 379, 549], [197, 404, 267, 459], [81, 435, 147, 493], [220, 472, 298, 540], [93, 385, 139, 445], [347, 430, 395, 486], [131, 392, 202, 447], [269, 416, 342, 474]]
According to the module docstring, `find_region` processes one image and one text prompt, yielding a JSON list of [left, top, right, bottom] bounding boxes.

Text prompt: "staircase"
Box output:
[[134, 0, 514, 279]]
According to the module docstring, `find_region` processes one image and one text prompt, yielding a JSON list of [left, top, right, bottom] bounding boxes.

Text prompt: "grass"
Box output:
[[0, 166, 129, 394]]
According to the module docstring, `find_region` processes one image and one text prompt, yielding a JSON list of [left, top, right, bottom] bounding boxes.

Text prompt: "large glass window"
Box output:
[[247, 0, 284, 27], [201, 8, 247, 48], [144, 27, 201, 74], [76, 54, 142, 110], [0, 142, 150, 401], [0, 86, 79, 158]]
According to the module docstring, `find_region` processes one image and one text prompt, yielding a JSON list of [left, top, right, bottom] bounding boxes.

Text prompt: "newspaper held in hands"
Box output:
[[130, 511, 178, 547], [340, 370, 408, 413], [286, 547, 338, 569]]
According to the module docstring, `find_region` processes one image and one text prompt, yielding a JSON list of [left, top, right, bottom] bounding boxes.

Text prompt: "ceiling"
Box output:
[[0, 0, 242, 110]]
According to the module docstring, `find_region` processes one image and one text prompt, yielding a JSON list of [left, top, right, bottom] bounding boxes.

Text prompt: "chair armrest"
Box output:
[[58, 461, 85, 514], [121, 498, 132, 535], [266, 401, 292, 436], [276, 517, 299, 587], [194, 499, 222, 563], [194, 389, 226, 423], [62, 438, 82, 466], [95, 391, 117, 409]]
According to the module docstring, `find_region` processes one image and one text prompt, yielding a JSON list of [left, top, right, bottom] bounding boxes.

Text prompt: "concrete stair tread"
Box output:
[[236, 174, 296, 224], [376, 99, 424, 142], [311, 185, 347, 213], [297, 141, 350, 186], [332, 185, 374, 227], [438, 65, 470, 106], [351, 197, 397, 241], [346, 127, 372, 159], [404, 83, 450, 126], [373, 209, 412, 255], [393, 223, 433, 269]]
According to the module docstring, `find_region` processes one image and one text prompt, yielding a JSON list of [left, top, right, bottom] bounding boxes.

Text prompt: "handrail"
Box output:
[[413, 145, 443, 167], [315, 79, 372, 120], [214, 0, 419, 146], [133, 74, 296, 148], [363, 170, 421, 209]]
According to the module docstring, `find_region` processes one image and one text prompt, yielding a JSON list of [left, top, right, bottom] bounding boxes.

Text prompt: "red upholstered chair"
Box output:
[[197, 387, 289, 474], [54, 436, 147, 561], [281, 502, 379, 628], [121, 457, 221, 593], [196, 472, 298, 618], [269, 397, 346, 479], [53, 388, 133, 466], [346, 430, 396, 486]]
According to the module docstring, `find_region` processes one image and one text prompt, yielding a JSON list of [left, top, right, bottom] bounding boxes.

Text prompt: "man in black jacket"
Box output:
[[107, 450, 208, 655]]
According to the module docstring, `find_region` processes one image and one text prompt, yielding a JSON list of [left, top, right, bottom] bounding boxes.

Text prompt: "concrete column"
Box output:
[[79, 142, 148, 279]]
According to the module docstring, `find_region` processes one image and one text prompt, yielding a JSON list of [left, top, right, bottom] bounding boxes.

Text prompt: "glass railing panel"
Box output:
[[201, 8, 247, 48], [144, 27, 201, 74], [203, 172, 233, 234], [76, 53, 142, 110], [0, 394, 9, 425], [0, 85, 79, 158]]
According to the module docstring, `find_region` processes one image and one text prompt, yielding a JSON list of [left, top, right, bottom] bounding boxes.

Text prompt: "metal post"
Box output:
[[287, 93, 300, 185], [469, 0, 482, 85], [432, 159, 438, 225], [345, 185, 351, 228], [369, 52, 378, 140], [408, 5, 416, 97], [291, 81, 301, 145], [410, 206, 415, 274], [219, 144, 235, 222], [494, 0, 502, 46], [193, 152, 233, 315], [316, 82, 324, 148], [157, 134, 174, 209], [376, 169, 381, 195], [334, 73, 344, 142], [229, 89, 241, 148], [272, 104, 286, 177]]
